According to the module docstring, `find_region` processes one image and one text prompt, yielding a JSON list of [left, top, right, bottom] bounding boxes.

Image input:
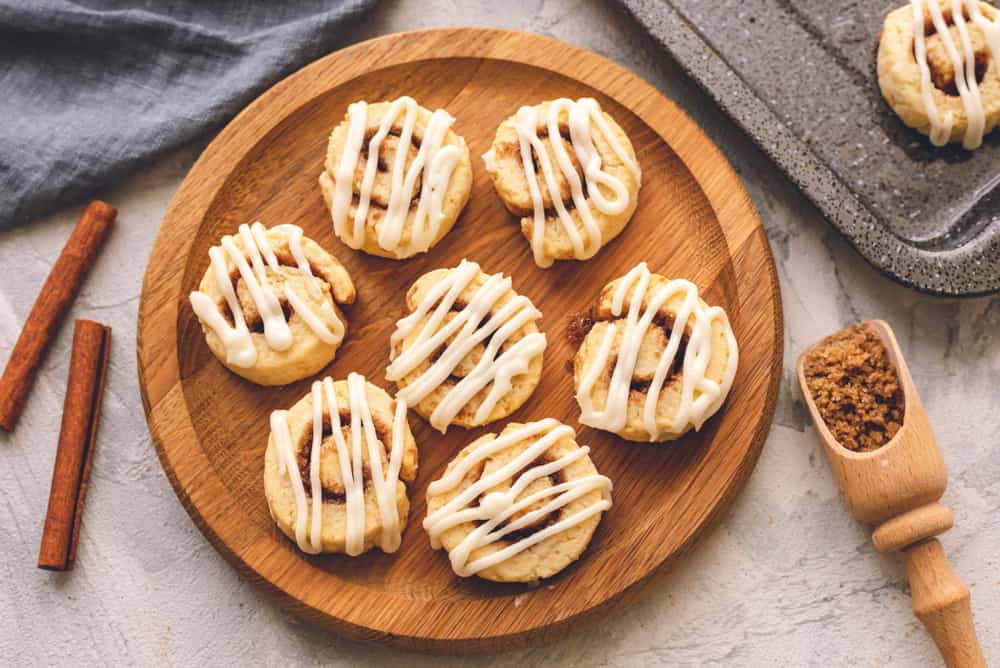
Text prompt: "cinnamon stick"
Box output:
[[37, 319, 111, 571], [0, 200, 116, 432]]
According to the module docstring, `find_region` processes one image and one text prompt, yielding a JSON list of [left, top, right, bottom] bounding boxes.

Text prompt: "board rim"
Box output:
[[136, 27, 784, 653]]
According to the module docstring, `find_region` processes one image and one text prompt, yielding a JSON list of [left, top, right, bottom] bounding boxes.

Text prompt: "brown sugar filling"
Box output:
[[803, 323, 904, 453], [217, 245, 342, 331], [227, 267, 333, 333], [417, 296, 507, 385], [237, 282, 293, 333], [360, 126, 421, 159], [471, 456, 563, 543], [350, 126, 423, 208], [567, 310, 688, 387], [567, 311, 596, 347], [495, 126, 590, 217], [295, 408, 395, 502], [532, 128, 590, 204], [913, 10, 990, 96]]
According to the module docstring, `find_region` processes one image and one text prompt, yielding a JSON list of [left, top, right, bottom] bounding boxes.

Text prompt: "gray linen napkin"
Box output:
[[0, 0, 374, 227]]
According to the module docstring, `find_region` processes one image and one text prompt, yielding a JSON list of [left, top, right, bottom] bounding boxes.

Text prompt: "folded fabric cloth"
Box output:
[[0, 0, 374, 227]]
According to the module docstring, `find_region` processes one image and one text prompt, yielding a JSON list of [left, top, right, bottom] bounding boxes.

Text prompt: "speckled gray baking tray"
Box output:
[[622, 0, 1000, 296]]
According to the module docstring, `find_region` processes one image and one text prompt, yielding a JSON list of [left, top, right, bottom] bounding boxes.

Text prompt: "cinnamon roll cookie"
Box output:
[[572, 262, 738, 442], [878, 0, 1000, 149], [319, 96, 473, 259], [482, 98, 641, 268], [264, 373, 418, 555], [424, 419, 612, 583], [386, 259, 547, 433], [189, 222, 355, 386]]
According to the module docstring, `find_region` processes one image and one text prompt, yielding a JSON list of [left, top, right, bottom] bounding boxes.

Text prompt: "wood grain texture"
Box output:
[[136, 29, 783, 653], [903, 539, 986, 668]]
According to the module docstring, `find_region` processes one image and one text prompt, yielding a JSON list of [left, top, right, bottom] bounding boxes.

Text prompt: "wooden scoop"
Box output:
[[796, 319, 985, 668]]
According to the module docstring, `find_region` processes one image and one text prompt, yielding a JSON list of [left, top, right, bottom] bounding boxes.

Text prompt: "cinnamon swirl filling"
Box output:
[[878, 0, 999, 149], [188, 222, 355, 386], [319, 96, 473, 259], [265, 374, 418, 556], [573, 262, 738, 442], [424, 419, 612, 582], [483, 98, 641, 268], [386, 259, 546, 432]]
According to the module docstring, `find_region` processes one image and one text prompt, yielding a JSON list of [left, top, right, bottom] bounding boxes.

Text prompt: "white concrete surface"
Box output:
[[2, 1, 998, 665]]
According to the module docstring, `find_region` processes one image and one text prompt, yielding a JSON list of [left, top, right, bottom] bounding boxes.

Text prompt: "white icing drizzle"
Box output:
[[508, 98, 640, 268], [270, 373, 409, 556], [911, 0, 999, 149], [576, 262, 738, 441], [189, 222, 344, 368], [330, 96, 462, 257], [423, 419, 612, 577], [386, 259, 547, 433]]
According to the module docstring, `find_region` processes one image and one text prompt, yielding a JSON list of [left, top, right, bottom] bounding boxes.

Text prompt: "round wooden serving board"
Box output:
[[137, 28, 783, 653]]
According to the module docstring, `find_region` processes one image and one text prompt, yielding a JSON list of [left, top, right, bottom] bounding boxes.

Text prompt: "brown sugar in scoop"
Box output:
[[797, 320, 985, 667], [802, 323, 903, 452]]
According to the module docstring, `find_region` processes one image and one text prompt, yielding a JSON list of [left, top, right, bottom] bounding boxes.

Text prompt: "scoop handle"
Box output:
[[902, 539, 986, 668]]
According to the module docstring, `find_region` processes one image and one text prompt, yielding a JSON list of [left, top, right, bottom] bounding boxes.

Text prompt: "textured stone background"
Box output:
[[2, 1, 997, 665]]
